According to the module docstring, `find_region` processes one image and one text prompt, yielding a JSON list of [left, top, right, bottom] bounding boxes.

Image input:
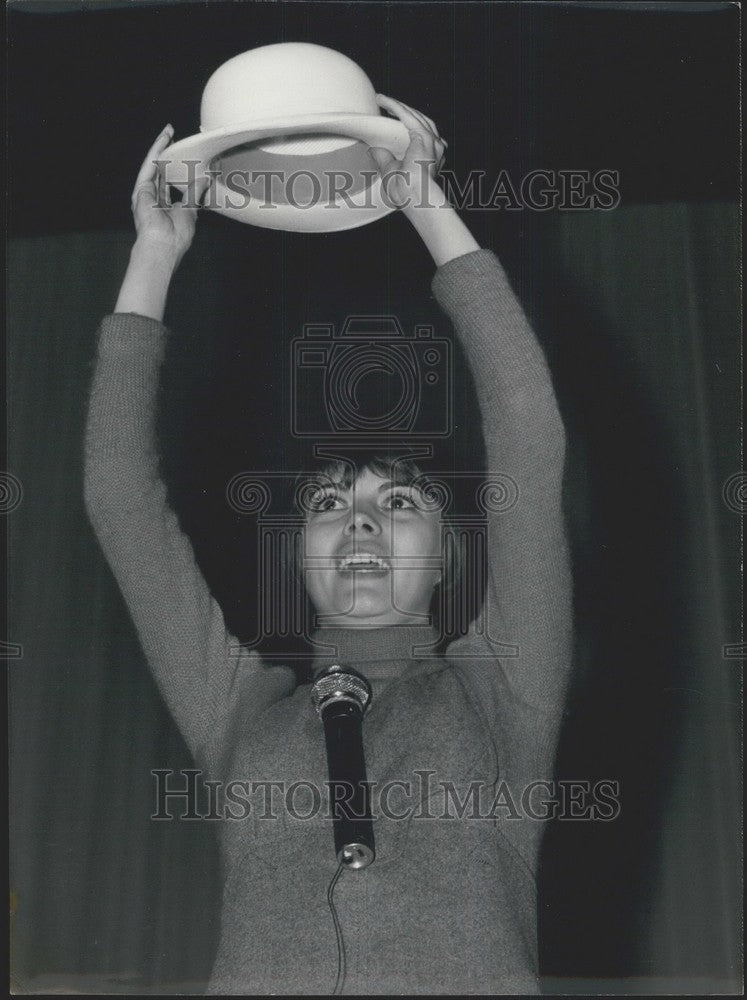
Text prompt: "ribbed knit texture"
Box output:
[[84, 248, 572, 995]]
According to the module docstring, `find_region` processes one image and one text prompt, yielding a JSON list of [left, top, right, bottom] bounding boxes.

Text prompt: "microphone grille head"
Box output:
[[310, 665, 372, 715]]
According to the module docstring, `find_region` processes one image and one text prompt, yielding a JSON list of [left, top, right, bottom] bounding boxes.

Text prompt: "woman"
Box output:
[[84, 96, 572, 995]]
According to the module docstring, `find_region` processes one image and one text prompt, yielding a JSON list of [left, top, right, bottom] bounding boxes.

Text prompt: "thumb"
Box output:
[[368, 146, 397, 174], [182, 170, 211, 211]]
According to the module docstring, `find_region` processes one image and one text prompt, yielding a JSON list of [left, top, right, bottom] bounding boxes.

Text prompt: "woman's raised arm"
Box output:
[[85, 129, 294, 766], [370, 99, 573, 750]]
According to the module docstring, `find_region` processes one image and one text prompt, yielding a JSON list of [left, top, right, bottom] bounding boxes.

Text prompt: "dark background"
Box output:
[[7, 0, 742, 994], [7, 0, 741, 234]]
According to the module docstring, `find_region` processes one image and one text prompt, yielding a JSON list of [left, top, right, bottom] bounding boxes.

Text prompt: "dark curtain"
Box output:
[[9, 203, 741, 992]]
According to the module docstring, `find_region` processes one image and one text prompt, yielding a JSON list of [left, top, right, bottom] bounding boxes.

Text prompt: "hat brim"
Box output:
[[159, 113, 411, 233]]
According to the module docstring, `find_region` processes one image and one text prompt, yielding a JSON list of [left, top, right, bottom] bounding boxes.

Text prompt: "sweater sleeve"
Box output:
[[83, 313, 295, 765], [433, 250, 573, 719]]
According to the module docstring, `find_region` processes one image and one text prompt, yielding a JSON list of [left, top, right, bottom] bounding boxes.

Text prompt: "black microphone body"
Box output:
[[311, 666, 375, 869]]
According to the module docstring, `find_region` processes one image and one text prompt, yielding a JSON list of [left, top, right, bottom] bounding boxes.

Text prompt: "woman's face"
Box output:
[[302, 467, 443, 627]]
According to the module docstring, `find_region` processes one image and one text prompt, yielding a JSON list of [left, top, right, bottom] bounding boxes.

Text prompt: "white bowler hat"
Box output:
[[161, 42, 410, 233]]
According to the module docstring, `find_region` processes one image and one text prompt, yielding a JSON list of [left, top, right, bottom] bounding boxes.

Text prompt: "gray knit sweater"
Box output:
[[84, 249, 572, 995]]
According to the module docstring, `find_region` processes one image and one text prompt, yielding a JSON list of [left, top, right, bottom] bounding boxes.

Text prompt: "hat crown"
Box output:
[[201, 42, 380, 131]]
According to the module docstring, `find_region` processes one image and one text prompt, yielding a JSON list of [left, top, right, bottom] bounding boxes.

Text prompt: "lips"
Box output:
[[337, 551, 391, 572]]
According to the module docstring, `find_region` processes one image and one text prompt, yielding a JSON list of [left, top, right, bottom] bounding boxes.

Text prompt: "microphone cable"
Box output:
[[327, 859, 347, 995]]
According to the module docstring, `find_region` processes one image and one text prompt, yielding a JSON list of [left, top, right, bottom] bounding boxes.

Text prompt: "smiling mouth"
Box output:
[[338, 553, 391, 572]]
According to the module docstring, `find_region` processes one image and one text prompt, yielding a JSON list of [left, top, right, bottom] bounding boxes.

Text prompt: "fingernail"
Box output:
[[163, 124, 174, 135]]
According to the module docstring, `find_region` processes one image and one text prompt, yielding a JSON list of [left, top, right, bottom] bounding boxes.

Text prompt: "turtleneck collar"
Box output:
[[309, 623, 442, 686]]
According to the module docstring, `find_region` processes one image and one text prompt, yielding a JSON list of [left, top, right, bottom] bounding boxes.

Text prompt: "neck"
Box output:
[[309, 621, 441, 688]]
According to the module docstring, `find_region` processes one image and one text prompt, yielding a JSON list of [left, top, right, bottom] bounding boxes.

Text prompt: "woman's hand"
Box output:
[[369, 95, 478, 267], [130, 124, 208, 268], [115, 126, 209, 320], [369, 95, 447, 210]]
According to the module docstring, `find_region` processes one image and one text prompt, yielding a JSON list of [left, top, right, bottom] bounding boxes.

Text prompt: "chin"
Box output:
[[319, 607, 423, 628]]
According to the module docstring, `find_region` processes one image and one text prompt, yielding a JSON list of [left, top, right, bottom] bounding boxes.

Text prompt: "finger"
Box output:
[[402, 133, 433, 171], [180, 169, 211, 212], [397, 100, 437, 136], [131, 125, 174, 199], [131, 168, 164, 213], [145, 123, 174, 161], [382, 97, 448, 149], [375, 94, 424, 132], [131, 154, 161, 200], [384, 97, 441, 144], [133, 129, 173, 189], [377, 94, 443, 164], [194, 171, 212, 205], [172, 172, 211, 244], [418, 112, 447, 147], [132, 163, 169, 214], [407, 108, 447, 148], [402, 130, 431, 157], [155, 161, 170, 209], [197, 170, 212, 205], [131, 180, 154, 214], [368, 146, 397, 173], [132, 183, 158, 222]]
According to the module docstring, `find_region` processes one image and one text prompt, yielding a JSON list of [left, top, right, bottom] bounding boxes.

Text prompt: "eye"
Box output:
[[305, 488, 346, 513], [382, 489, 419, 511]]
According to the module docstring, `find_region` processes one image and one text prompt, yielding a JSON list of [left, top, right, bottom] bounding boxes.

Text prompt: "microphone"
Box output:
[[311, 664, 375, 870]]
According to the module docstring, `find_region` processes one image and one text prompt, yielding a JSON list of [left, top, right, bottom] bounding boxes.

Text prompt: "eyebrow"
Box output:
[[376, 480, 424, 493], [317, 479, 422, 494]]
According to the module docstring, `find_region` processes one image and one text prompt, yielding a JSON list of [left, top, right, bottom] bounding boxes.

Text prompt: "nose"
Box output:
[[343, 503, 381, 536]]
